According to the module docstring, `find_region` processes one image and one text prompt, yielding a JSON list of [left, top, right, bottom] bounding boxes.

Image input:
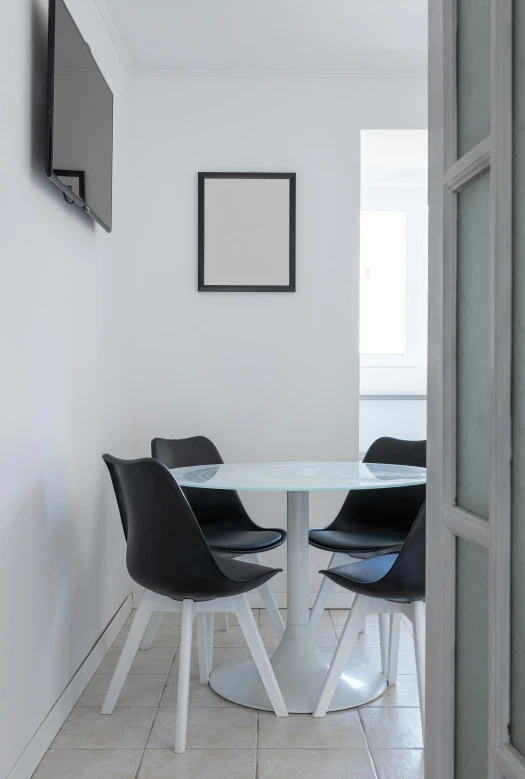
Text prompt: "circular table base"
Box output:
[[209, 625, 386, 714]]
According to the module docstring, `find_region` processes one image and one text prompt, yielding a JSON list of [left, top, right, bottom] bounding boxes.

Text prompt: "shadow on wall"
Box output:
[[30, 0, 94, 231]]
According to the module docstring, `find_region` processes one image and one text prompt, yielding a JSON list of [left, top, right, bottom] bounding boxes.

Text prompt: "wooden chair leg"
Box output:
[[387, 613, 402, 685], [205, 612, 214, 675], [378, 613, 389, 675], [196, 612, 209, 685], [410, 600, 426, 731], [313, 595, 366, 717], [101, 591, 154, 714], [235, 594, 288, 717], [140, 611, 164, 650], [174, 599, 194, 754]]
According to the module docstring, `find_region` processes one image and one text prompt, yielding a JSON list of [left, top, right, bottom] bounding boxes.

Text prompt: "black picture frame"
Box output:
[[198, 172, 296, 292]]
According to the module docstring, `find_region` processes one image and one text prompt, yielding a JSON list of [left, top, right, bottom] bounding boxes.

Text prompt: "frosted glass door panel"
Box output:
[[455, 539, 489, 778], [511, 0, 525, 756], [457, 0, 491, 156], [456, 172, 490, 519]]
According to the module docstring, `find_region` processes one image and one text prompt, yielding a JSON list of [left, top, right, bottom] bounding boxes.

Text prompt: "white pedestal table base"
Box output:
[[210, 490, 386, 713], [209, 622, 386, 713]]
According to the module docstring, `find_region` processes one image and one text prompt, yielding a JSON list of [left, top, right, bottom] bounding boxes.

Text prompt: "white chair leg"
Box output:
[[174, 599, 194, 754], [378, 613, 389, 675], [101, 591, 154, 714], [410, 600, 426, 731], [243, 553, 285, 639], [140, 611, 164, 650], [309, 552, 348, 632], [387, 613, 402, 685], [234, 594, 288, 717], [313, 594, 367, 717], [196, 612, 209, 685], [218, 612, 229, 631], [205, 612, 214, 674]]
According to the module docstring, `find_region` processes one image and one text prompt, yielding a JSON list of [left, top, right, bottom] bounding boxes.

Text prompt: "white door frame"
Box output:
[[426, 0, 517, 777]]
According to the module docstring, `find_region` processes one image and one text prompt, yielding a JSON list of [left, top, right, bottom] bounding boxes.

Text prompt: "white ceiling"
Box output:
[[100, 0, 427, 75]]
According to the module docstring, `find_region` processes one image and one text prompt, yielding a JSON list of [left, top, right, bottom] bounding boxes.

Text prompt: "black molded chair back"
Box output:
[[103, 454, 276, 601], [323, 502, 426, 603], [332, 437, 425, 540], [151, 436, 258, 530]]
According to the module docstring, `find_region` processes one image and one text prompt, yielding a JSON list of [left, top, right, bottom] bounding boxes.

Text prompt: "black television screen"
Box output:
[[46, 0, 113, 232]]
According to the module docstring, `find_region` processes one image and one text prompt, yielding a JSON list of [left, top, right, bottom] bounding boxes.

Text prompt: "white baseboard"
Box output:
[[7, 595, 132, 779], [131, 589, 355, 610]]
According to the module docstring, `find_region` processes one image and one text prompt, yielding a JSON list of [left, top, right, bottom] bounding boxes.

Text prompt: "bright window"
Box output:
[[359, 188, 428, 392], [359, 130, 428, 393], [360, 210, 406, 355]]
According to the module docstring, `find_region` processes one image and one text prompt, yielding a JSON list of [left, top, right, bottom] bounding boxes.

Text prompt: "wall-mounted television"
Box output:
[[46, 0, 113, 232]]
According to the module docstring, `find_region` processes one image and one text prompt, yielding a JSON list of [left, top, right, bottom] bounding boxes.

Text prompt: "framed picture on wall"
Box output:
[[198, 172, 296, 292]]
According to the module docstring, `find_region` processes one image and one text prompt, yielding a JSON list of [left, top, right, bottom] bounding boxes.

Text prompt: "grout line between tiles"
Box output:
[[132, 748, 146, 779], [367, 747, 381, 779]]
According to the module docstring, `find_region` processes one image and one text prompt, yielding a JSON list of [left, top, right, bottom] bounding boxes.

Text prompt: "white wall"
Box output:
[[0, 2, 131, 776], [359, 398, 427, 453], [127, 74, 427, 604]]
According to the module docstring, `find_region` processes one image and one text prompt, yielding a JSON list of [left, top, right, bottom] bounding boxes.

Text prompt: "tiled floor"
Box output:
[[33, 610, 423, 778]]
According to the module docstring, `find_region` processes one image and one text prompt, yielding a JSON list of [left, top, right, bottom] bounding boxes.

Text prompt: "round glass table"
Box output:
[[170, 461, 427, 713]]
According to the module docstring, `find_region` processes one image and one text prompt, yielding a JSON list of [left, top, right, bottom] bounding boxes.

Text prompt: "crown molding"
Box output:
[[130, 66, 428, 80], [94, 0, 134, 73], [92, 1, 427, 82]]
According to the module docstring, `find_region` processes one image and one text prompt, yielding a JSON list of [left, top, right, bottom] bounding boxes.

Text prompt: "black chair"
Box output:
[[313, 502, 426, 728], [100, 455, 288, 753], [309, 436, 426, 632], [151, 436, 287, 638]]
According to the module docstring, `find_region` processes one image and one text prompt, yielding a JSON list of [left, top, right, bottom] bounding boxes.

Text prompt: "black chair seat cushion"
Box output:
[[308, 527, 405, 555], [213, 553, 279, 585], [203, 526, 286, 554], [321, 552, 423, 604]]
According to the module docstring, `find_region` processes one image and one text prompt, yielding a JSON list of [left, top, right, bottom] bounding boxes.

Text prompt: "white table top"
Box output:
[[170, 461, 427, 492]]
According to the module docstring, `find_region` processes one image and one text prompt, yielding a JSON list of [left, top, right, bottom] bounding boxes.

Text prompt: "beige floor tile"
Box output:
[[362, 675, 421, 708], [160, 674, 239, 707], [172, 646, 252, 676], [330, 609, 350, 626], [138, 749, 256, 778], [147, 707, 257, 749], [312, 609, 333, 626], [33, 749, 143, 779], [354, 626, 380, 648], [359, 708, 423, 749], [372, 749, 424, 778], [330, 610, 379, 626], [98, 646, 176, 675], [258, 710, 367, 750], [335, 624, 412, 648], [258, 748, 376, 778], [77, 674, 167, 708], [210, 625, 279, 651], [51, 708, 156, 749], [113, 622, 181, 649], [210, 626, 248, 648], [314, 625, 338, 648], [351, 645, 416, 675], [215, 609, 260, 626], [257, 608, 287, 626]]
